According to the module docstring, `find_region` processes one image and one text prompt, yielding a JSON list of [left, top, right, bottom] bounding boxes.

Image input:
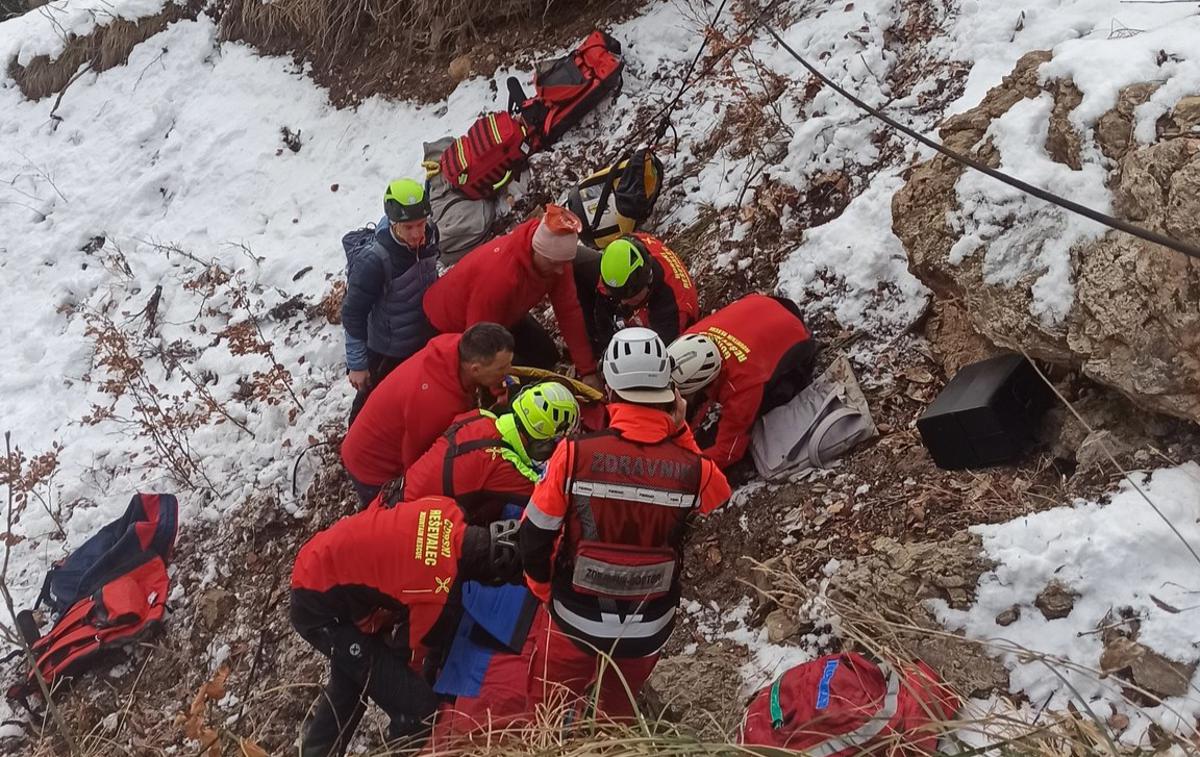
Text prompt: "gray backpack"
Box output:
[[424, 137, 499, 266], [751, 356, 877, 481]]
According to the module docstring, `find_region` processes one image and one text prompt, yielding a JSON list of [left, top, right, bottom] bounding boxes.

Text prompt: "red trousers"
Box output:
[[528, 612, 660, 719], [430, 607, 661, 750]]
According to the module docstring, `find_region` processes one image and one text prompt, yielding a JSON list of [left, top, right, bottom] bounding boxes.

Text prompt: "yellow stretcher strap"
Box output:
[[509, 366, 604, 403]]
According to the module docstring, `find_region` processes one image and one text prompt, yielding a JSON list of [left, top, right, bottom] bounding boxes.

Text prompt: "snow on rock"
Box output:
[[940, 6, 1200, 329], [936, 0, 1200, 120], [0, 0, 171, 65], [896, 7, 1200, 424], [779, 168, 928, 335], [774, 0, 1199, 338], [946, 92, 1111, 327], [932, 463, 1200, 746]]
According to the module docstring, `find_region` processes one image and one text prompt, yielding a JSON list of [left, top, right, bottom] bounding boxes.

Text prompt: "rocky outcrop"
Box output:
[[894, 52, 1200, 425]]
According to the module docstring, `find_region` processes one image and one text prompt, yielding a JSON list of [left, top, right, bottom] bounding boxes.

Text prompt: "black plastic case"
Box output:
[[917, 354, 1053, 470]]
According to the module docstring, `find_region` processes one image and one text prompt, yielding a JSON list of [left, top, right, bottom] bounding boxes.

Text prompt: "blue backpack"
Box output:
[[342, 226, 393, 284]]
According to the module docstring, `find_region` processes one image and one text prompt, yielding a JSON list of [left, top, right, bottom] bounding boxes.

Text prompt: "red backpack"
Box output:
[[6, 493, 178, 706], [739, 652, 959, 755], [438, 111, 532, 200], [508, 30, 625, 151]]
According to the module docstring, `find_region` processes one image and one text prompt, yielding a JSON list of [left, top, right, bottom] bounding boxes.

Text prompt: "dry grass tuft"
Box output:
[[219, 0, 548, 63], [8, 6, 186, 101]]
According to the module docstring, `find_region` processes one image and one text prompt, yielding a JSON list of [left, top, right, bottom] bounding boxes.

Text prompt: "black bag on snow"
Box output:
[[565, 147, 665, 248]]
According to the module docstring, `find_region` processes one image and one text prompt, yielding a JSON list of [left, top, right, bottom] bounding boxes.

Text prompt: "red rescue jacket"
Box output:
[[422, 219, 597, 375], [341, 334, 474, 486], [400, 410, 539, 523], [519, 403, 730, 657], [290, 497, 469, 667], [622, 233, 699, 335], [687, 294, 813, 469]]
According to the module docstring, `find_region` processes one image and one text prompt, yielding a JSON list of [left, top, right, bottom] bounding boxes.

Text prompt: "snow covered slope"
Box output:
[[2, 0, 1200, 748]]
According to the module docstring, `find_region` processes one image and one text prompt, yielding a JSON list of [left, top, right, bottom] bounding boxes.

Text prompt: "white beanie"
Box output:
[[531, 204, 582, 262]]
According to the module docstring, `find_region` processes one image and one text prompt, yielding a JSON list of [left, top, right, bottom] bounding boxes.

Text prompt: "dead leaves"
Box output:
[[175, 666, 272, 754], [178, 665, 228, 756]]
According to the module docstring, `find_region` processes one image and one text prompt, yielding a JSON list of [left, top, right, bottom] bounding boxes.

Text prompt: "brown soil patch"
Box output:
[[218, 0, 647, 108]]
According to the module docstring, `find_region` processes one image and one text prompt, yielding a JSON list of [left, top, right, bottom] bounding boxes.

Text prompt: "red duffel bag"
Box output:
[[739, 652, 959, 755]]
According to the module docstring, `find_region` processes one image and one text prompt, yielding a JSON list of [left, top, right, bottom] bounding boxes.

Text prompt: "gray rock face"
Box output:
[[893, 53, 1200, 425]]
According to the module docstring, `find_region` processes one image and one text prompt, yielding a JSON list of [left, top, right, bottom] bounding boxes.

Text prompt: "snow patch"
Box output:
[[0, 0, 172, 66], [779, 168, 929, 335], [935, 463, 1200, 746]]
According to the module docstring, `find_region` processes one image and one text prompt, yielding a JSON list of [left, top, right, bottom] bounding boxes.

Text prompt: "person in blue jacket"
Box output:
[[343, 179, 440, 424]]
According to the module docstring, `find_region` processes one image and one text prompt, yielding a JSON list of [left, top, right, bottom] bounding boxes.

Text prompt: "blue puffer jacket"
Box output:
[[342, 217, 440, 370]]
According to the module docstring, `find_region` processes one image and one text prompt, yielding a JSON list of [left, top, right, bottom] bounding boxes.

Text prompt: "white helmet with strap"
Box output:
[[668, 333, 723, 396], [602, 327, 675, 403]]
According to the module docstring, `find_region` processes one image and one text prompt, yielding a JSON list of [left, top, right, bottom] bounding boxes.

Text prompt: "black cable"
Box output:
[[291, 440, 332, 499], [755, 15, 1200, 261], [648, 0, 734, 145]]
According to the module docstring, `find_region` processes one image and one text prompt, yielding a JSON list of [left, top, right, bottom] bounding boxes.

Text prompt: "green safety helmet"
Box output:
[[599, 236, 653, 300], [384, 178, 432, 223], [511, 382, 580, 441]]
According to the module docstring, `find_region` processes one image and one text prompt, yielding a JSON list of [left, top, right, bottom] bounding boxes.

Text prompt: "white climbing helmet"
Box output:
[[668, 333, 723, 396], [602, 327, 675, 403]]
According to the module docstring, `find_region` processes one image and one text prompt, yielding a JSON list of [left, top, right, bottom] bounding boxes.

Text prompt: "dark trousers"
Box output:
[[509, 314, 560, 371], [347, 350, 406, 428], [294, 616, 437, 757], [761, 296, 818, 415], [346, 472, 382, 509]]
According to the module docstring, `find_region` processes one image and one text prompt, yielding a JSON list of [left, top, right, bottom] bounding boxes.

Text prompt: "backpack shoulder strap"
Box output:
[[588, 153, 627, 231], [441, 413, 538, 496], [372, 236, 394, 290], [507, 76, 528, 115]]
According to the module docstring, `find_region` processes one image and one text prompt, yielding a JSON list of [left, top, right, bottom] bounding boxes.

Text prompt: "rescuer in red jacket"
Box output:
[[290, 496, 520, 756], [574, 233, 699, 355], [423, 205, 600, 384], [340, 323, 514, 506], [517, 327, 731, 717], [395, 382, 581, 522], [667, 294, 817, 470]]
